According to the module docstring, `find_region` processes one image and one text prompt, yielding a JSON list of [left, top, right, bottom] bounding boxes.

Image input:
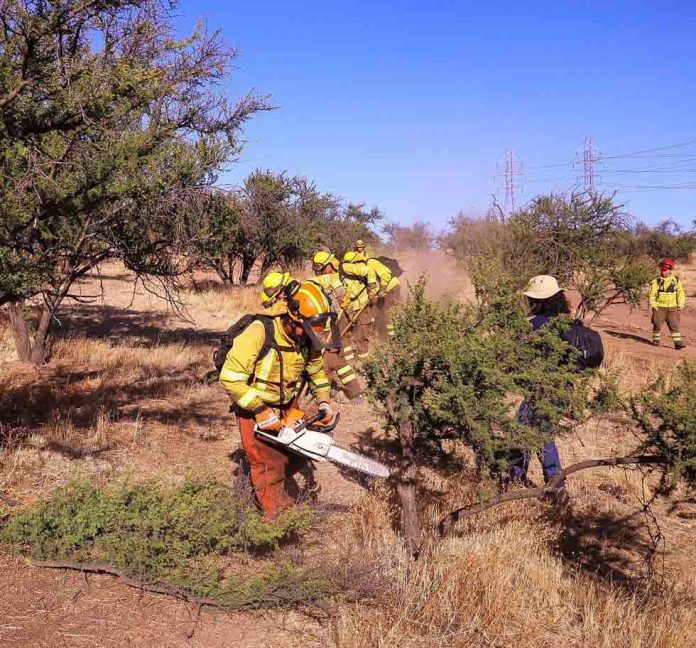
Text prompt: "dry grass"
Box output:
[[322, 489, 696, 648], [185, 284, 260, 322], [0, 334, 224, 502]]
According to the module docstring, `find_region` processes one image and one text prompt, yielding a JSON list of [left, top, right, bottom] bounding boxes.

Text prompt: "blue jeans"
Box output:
[[509, 401, 563, 483]]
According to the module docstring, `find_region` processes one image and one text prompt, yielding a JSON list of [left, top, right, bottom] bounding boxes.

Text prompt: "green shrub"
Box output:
[[631, 362, 696, 490], [363, 278, 592, 481], [1, 474, 322, 608]]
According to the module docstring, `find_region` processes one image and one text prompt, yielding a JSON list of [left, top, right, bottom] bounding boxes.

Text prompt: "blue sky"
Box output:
[[176, 1, 696, 230]]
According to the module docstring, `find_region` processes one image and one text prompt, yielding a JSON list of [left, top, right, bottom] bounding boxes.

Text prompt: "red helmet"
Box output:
[[659, 258, 675, 270]]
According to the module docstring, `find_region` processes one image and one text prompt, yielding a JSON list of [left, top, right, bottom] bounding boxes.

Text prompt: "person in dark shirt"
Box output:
[[508, 275, 571, 486]]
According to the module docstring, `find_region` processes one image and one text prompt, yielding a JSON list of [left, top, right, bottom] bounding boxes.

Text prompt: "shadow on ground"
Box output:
[[555, 504, 658, 588], [52, 304, 224, 347], [602, 329, 654, 346], [0, 359, 227, 456]]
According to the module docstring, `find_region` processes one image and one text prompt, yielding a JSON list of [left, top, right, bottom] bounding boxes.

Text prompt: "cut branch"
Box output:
[[27, 560, 310, 610], [436, 455, 668, 539]]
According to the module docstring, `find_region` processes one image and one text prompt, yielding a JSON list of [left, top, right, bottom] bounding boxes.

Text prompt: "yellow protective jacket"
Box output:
[[306, 273, 346, 304], [340, 262, 378, 312], [649, 275, 686, 309], [219, 311, 331, 413], [366, 258, 400, 294]]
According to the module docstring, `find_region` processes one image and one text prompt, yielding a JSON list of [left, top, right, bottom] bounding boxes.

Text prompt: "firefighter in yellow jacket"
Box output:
[[339, 251, 379, 360], [345, 251, 400, 340], [649, 258, 686, 349], [219, 281, 339, 519], [307, 257, 363, 398]]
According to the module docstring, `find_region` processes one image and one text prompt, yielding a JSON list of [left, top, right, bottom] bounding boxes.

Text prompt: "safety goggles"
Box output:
[[312, 262, 326, 274]]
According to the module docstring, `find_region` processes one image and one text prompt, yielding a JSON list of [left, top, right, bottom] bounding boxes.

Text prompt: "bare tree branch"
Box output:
[[436, 455, 668, 538]]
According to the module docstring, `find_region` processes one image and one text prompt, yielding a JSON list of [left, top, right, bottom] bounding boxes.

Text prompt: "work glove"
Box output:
[[255, 407, 283, 432], [317, 401, 336, 427]]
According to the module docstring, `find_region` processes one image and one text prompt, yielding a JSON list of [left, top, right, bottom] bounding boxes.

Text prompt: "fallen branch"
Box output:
[[26, 560, 315, 610], [28, 560, 235, 609], [436, 455, 668, 538]]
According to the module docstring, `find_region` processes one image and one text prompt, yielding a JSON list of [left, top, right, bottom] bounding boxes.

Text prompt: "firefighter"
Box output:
[[649, 258, 686, 349], [313, 248, 378, 359], [340, 251, 379, 361], [219, 281, 338, 519], [260, 271, 293, 310], [306, 263, 362, 398], [346, 251, 401, 340], [354, 239, 366, 254]]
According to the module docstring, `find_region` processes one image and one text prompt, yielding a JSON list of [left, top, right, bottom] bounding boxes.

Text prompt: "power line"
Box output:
[[597, 137, 696, 161]]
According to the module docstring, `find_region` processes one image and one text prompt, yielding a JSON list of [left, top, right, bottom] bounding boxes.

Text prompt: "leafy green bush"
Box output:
[[450, 191, 653, 319], [631, 362, 696, 490], [363, 278, 591, 480], [1, 474, 323, 608]]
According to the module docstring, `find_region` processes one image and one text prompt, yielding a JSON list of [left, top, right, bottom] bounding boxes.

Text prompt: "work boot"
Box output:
[[675, 343, 686, 350], [651, 340, 661, 347]]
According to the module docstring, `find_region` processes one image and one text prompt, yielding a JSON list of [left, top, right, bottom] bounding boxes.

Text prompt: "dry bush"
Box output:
[[324, 489, 695, 648]]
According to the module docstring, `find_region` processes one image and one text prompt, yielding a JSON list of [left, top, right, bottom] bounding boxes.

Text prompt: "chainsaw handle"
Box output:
[[293, 411, 324, 434], [308, 412, 340, 434]]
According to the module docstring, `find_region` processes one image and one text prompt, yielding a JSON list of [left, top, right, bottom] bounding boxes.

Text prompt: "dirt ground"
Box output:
[[1, 253, 696, 647]]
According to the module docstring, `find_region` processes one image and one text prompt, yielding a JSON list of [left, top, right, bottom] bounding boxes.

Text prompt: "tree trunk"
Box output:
[[8, 300, 55, 365], [226, 255, 236, 285], [8, 304, 31, 362], [396, 416, 421, 557], [240, 256, 255, 285]]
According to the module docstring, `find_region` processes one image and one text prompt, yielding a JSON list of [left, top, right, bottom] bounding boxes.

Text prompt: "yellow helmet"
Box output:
[[312, 250, 338, 274], [287, 280, 342, 351], [261, 271, 292, 306], [355, 239, 366, 252]]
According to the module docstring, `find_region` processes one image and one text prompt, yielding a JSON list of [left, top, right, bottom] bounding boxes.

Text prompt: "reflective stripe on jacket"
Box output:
[[219, 316, 330, 413], [649, 275, 686, 309]]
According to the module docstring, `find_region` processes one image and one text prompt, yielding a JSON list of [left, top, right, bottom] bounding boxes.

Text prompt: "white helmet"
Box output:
[[522, 275, 562, 300]]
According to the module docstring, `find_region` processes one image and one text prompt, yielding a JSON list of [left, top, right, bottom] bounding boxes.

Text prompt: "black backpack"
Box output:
[[562, 320, 604, 370], [374, 256, 404, 278], [213, 314, 278, 372]]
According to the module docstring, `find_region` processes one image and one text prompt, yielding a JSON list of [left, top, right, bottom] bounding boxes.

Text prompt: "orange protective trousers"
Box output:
[[238, 411, 307, 520]]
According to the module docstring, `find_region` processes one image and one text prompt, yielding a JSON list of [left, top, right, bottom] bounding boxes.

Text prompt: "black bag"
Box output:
[[375, 256, 404, 278], [212, 314, 276, 372], [562, 320, 604, 370]]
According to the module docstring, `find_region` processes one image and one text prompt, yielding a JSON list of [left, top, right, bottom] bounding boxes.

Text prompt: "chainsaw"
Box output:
[[255, 409, 390, 479]]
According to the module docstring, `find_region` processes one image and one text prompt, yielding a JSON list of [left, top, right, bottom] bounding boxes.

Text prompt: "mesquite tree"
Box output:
[[362, 278, 591, 555], [450, 191, 654, 320], [194, 172, 382, 285], [0, 0, 270, 363]]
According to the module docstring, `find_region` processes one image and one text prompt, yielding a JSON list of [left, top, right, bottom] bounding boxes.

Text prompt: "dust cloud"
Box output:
[[394, 249, 474, 302]]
